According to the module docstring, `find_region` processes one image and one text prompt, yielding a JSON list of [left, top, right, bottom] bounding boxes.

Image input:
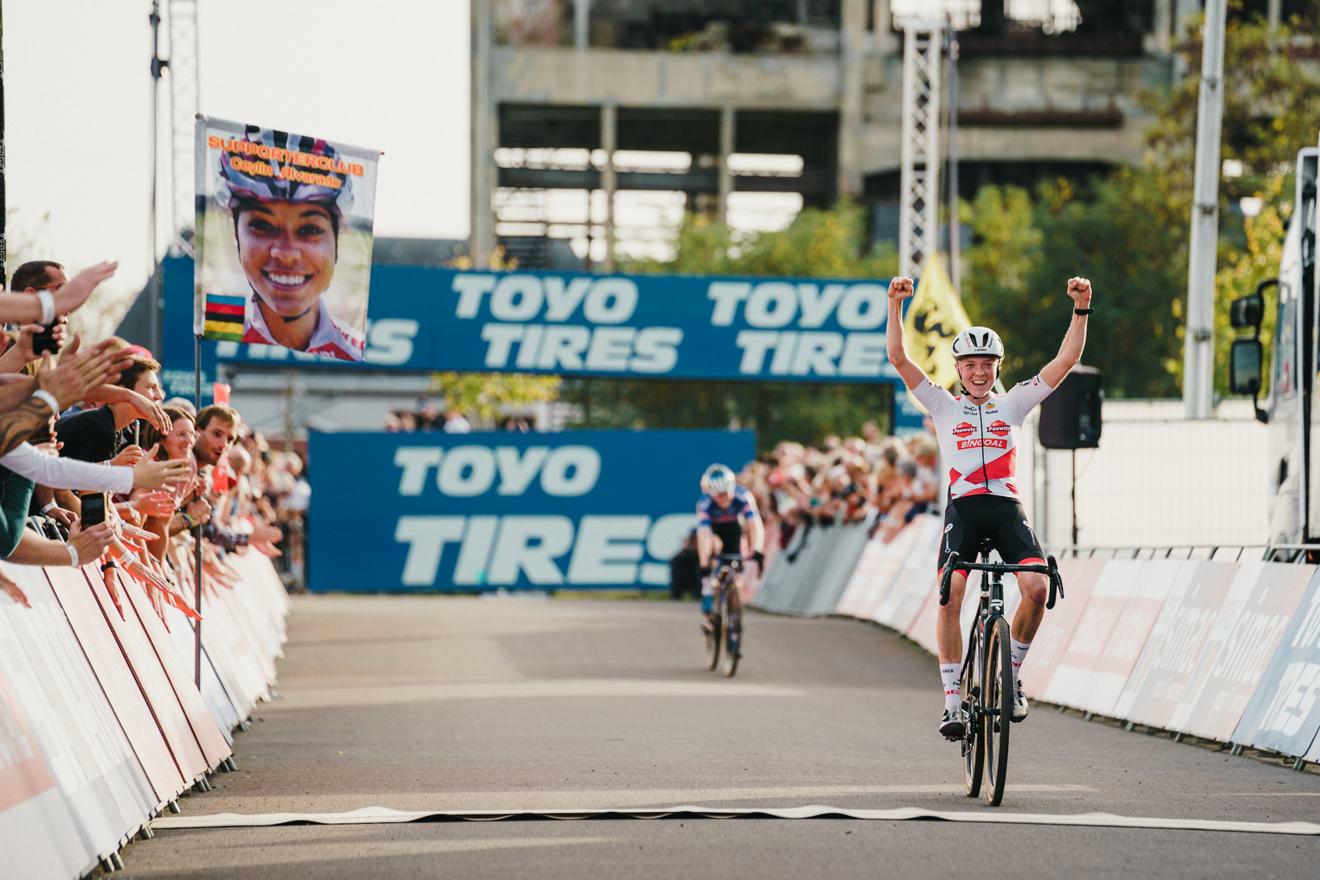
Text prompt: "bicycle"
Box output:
[[704, 553, 744, 678], [939, 539, 1063, 806]]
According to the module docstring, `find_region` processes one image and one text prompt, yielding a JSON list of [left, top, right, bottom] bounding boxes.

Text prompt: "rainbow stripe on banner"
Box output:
[[203, 294, 245, 341]]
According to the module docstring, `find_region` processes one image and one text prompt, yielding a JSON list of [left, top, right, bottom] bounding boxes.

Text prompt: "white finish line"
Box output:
[[152, 804, 1320, 836]]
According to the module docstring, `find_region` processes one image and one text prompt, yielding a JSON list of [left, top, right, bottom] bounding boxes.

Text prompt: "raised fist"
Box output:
[[889, 276, 915, 301], [1067, 277, 1093, 309]]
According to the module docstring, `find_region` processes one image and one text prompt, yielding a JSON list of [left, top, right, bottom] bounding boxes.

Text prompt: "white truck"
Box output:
[[1229, 141, 1318, 549]]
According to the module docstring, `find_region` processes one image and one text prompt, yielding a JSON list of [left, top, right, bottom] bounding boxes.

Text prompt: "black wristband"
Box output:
[[1074, 308, 1093, 316]]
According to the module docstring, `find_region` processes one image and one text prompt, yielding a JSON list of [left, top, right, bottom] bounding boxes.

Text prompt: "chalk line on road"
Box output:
[[152, 804, 1320, 836]]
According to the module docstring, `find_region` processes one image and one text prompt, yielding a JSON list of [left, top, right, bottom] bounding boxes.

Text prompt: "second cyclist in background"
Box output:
[[696, 464, 766, 633]]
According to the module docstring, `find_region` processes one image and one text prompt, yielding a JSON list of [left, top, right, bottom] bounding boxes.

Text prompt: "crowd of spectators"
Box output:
[[384, 397, 532, 433], [0, 258, 308, 615], [739, 420, 941, 552]]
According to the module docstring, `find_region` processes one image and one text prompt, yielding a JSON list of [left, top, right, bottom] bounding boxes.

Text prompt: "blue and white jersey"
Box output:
[[697, 485, 760, 529]]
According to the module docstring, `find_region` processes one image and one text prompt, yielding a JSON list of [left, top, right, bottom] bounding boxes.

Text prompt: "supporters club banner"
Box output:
[[193, 117, 382, 363], [306, 430, 756, 593], [162, 258, 903, 386]]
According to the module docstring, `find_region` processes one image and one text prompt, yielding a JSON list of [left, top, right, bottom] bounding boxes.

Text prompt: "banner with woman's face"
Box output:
[[193, 117, 381, 363]]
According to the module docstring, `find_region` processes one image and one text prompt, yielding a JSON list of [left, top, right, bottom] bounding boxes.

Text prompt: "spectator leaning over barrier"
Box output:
[[887, 274, 1092, 741], [0, 336, 151, 571], [192, 406, 282, 556]]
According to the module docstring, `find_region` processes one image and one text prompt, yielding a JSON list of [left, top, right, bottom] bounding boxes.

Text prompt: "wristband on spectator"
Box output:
[[1073, 308, 1092, 316], [31, 389, 60, 415], [37, 290, 57, 326], [180, 511, 195, 529], [65, 543, 80, 567], [40, 500, 59, 514]]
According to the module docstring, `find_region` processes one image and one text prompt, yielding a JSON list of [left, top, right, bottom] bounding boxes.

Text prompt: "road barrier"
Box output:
[[752, 513, 1320, 766], [0, 554, 287, 879]]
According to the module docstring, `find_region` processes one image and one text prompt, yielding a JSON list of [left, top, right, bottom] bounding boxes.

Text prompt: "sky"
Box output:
[[5, 0, 470, 319]]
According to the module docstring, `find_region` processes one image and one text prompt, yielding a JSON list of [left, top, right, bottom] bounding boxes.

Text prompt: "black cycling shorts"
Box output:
[[939, 495, 1044, 576]]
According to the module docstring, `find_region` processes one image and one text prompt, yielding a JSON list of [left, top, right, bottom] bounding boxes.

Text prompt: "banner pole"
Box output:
[[194, 332, 204, 688]]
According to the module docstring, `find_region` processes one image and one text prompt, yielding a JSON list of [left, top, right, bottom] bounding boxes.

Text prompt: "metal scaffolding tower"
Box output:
[[898, 21, 943, 280], [168, 0, 200, 249]]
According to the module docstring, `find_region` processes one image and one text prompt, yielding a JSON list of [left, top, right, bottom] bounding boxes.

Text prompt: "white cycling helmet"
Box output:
[[701, 464, 737, 496], [951, 326, 1005, 360]]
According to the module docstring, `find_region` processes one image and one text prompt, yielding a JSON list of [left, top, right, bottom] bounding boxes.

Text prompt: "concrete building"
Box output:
[[471, 0, 1309, 269]]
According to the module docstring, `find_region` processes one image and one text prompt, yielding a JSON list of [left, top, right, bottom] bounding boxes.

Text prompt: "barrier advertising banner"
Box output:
[[1112, 561, 1238, 730], [1233, 566, 1320, 757], [308, 430, 756, 592], [1043, 559, 1177, 716], [193, 118, 381, 362], [1172, 562, 1312, 742], [1016, 556, 1104, 700]]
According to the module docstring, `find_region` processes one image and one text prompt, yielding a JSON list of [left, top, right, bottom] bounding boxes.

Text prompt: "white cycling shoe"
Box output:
[[1012, 683, 1029, 723], [939, 706, 967, 740]]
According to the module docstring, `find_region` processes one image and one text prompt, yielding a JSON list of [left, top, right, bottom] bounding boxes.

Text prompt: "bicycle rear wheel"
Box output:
[[982, 616, 1013, 806], [961, 646, 983, 798], [719, 586, 741, 678]]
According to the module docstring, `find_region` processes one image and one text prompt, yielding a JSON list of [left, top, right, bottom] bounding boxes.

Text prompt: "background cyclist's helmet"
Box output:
[[701, 464, 737, 496], [951, 326, 1005, 360], [218, 127, 355, 220]]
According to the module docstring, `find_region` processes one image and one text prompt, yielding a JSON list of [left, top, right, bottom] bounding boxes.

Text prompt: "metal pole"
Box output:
[[1182, 0, 1226, 419], [601, 102, 616, 272], [469, 0, 494, 266], [945, 22, 961, 293], [149, 3, 167, 355], [718, 105, 734, 225], [1071, 448, 1079, 547], [0, 3, 6, 287], [193, 333, 203, 688], [574, 0, 590, 49]]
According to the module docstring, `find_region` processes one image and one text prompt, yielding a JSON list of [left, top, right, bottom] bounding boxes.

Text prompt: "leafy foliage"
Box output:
[[961, 12, 1319, 398]]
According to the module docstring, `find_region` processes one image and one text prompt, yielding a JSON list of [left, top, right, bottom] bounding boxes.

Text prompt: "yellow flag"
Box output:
[[902, 255, 972, 408]]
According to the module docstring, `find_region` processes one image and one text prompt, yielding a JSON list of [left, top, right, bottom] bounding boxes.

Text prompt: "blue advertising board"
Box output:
[[307, 429, 756, 593], [159, 256, 903, 393]]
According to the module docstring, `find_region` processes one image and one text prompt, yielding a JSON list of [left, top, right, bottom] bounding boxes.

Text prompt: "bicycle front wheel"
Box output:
[[705, 588, 721, 672], [982, 616, 1013, 806], [719, 586, 741, 678]]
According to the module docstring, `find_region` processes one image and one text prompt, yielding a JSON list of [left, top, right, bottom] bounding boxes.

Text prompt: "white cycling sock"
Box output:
[[939, 663, 961, 711], [1010, 638, 1031, 686]]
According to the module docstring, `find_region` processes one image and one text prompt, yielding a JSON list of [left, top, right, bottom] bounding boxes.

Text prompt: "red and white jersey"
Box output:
[[913, 374, 1055, 501]]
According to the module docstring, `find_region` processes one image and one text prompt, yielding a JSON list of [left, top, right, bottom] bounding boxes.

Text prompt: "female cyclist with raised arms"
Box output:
[[886, 274, 1092, 739]]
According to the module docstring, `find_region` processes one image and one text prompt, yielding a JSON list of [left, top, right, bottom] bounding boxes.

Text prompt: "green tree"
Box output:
[[563, 202, 898, 452], [960, 11, 1320, 399], [431, 372, 560, 423]]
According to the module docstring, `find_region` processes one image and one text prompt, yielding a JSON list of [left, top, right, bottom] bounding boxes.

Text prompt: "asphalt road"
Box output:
[[121, 595, 1320, 879]]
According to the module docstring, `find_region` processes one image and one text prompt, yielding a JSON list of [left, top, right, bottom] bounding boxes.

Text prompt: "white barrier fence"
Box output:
[[754, 516, 1320, 766], [0, 554, 288, 879]]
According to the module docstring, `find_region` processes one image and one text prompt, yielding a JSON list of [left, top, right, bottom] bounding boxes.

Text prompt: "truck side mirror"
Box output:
[[1230, 339, 1262, 394], [1231, 278, 1276, 329], [1230, 291, 1263, 329], [1230, 339, 1267, 423]]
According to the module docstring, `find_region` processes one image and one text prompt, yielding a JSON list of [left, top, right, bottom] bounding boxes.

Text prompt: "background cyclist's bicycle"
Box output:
[[704, 553, 744, 678]]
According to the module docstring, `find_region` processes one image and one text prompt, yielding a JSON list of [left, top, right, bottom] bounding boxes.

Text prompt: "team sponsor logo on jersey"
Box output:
[[953, 421, 975, 438], [956, 438, 1009, 450], [987, 420, 1010, 437]]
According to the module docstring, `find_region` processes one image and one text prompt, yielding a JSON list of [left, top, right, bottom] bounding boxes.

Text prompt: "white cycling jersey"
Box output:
[[913, 374, 1055, 501]]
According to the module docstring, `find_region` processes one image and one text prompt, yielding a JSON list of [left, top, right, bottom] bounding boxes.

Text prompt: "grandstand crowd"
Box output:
[[0, 259, 308, 614]]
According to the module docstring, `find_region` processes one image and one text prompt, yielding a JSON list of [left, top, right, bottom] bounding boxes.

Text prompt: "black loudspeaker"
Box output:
[[1038, 366, 1102, 449]]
